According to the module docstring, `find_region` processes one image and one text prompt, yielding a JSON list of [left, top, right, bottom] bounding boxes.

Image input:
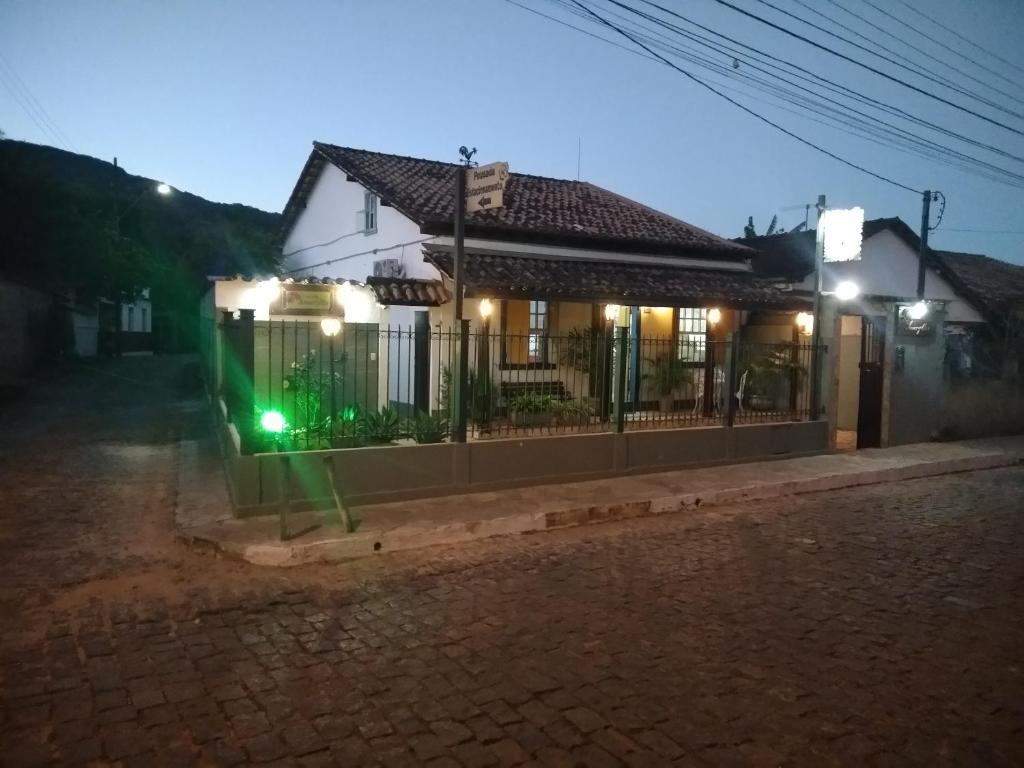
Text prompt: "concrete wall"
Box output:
[[0, 279, 56, 387], [836, 316, 862, 432], [887, 309, 948, 445], [224, 419, 829, 513]]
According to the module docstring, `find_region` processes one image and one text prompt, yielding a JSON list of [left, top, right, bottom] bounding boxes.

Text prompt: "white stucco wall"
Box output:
[[798, 229, 984, 323], [120, 290, 152, 332]]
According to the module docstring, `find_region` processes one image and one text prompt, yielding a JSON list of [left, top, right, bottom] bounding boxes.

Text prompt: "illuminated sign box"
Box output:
[[820, 207, 864, 263]]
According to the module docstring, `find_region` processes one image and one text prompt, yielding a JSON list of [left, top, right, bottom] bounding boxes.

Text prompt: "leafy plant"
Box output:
[[559, 327, 602, 373], [469, 367, 499, 425], [745, 346, 806, 397], [280, 349, 348, 444], [643, 355, 691, 397], [509, 392, 555, 414], [552, 398, 593, 425], [357, 407, 402, 444], [411, 411, 449, 444]]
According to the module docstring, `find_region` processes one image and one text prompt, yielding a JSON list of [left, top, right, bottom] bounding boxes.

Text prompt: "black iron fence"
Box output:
[[213, 311, 823, 453]]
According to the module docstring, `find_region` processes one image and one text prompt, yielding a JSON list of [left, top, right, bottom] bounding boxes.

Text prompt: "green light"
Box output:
[[260, 410, 287, 434]]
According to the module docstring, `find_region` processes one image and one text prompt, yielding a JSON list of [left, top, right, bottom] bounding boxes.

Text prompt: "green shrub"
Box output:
[[411, 411, 449, 444], [552, 398, 593, 425], [509, 392, 555, 413], [357, 407, 402, 444]]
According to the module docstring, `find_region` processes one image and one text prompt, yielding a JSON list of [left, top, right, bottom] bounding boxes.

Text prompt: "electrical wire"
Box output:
[[282, 236, 438, 274], [617, 0, 1024, 165], [0, 52, 75, 150], [930, 192, 946, 231], [705, 0, 1024, 137], [282, 228, 366, 258], [941, 228, 1024, 235], [887, 0, 1024, 85], [565, 0, 921, 193], [805, 0, 1024, 105], [749, 0, 1024, 119], [532, 0, 1024, 187]]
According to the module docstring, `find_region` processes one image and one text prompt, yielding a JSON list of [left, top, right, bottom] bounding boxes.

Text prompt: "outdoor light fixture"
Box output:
[[336, 282, 375, 323], [796, 311, 814, 336], [907, 301, 929, 320], [834, 281, 860, 302], [320, 317, 342, 337], [604, 303, 621, 322], [706, 307, 722, 326], [260, 410, 286, 434], [479, 298, 494, 319], [156, 182, 172, 195]]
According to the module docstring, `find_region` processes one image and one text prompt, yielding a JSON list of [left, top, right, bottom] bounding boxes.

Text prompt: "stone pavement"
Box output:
[[178, 434, 1024, 566], [2, 356, 1023, 767]]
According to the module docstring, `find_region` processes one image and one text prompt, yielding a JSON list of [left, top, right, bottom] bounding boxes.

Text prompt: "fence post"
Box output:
[[279, 455, 291, 541], [237, 309, 257, 454], [725, 331, 739, 427], [453, 319, 469, 442], [614, 325, 629, 433]]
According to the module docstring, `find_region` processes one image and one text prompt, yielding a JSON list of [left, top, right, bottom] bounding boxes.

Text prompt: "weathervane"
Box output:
[[458, 146, 478, 167]]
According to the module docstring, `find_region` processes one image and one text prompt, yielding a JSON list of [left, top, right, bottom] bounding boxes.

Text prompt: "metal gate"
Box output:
[[856, 315, 886, 448]]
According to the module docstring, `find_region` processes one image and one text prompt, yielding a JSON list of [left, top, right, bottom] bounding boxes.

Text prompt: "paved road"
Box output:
[[1, 356, 1022, 767]]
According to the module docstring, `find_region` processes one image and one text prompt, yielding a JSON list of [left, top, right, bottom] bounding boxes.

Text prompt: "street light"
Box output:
[[907, 301, 929, 320], [834, 281, 860, 302], [320, 317, 342, 445]]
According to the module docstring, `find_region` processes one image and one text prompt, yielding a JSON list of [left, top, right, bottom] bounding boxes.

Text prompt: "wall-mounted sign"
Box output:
[[897, 306, 935, 337], [820, 206, 865, 262], [272, 284, 335, 316], [466, 161, 510, 213]]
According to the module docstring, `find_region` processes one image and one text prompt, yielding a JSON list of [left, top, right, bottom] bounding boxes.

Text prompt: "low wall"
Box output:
[[222, 418, 828, 515]]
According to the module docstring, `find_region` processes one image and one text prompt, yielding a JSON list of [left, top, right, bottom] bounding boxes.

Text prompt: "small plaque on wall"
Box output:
[[897, 307, 935, 337]]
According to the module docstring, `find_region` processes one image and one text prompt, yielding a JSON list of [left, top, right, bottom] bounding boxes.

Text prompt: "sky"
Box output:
[[2, 0, 1024, 264]]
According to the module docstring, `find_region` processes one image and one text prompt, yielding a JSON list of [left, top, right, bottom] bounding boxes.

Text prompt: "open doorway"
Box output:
[[835, 314, 887, 450]]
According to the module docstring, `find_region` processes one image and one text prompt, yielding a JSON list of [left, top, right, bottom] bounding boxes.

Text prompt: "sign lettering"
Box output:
[[466, 161, 510, 213]]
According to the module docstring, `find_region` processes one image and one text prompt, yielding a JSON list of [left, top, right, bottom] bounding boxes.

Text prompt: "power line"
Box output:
[[0, 53, 75, 150], [805, 0, 1024, 105], [568, 0, 1024, 185], [564, 0, 921, 193], [751, 0, 1024, 118], [706, 0, 1024, 138], [282, 228, 367, 258], [941, 228, 1024, 235], [622, 0, 1024, 166], [551, 0, 1024, 186], [887, 0, 1024, 84], [282, 236, 438, 274]]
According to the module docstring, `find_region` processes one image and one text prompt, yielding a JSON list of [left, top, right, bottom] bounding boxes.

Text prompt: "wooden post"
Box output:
[[453, 167, 468, 443], [323, 456, 353, 533]]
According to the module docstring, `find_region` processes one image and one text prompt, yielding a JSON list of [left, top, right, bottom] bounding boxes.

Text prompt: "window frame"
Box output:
[[675, 307, 707, 364], [527, 299, 549, 364], [363, 191, 378, 234]]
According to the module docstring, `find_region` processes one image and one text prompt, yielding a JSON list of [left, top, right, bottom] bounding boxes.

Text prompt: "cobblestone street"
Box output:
[[1, 357, 1022, 766]]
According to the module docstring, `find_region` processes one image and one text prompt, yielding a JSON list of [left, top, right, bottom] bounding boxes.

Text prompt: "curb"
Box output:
[[179, 449, 1019, 567]]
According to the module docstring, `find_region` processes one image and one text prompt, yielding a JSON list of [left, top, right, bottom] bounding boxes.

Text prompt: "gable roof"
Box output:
[[280, 142, 753, 260], [736, 217, 923, 280], [932, 250, 1024, 323]]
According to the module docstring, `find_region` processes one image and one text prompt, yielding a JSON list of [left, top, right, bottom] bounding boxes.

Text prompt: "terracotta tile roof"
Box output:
[[281, 142, 753, 260], [933, 250, 1024, 322], [366, 276, 450, 307], [424, 250, 806, 310]]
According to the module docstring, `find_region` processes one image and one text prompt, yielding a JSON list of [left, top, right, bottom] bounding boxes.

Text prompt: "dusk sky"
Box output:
[[3, 0, 1023, 263]]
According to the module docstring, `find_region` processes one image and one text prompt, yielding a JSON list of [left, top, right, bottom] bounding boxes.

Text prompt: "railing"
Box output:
[[215, 312, 823, 453]]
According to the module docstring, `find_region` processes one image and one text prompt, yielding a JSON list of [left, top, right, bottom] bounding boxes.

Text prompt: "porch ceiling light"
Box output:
[[320, 317, 342, 337], [834, 281, 860, 302], [604, 303, 621, 322], [796, 311, 814, 336], [706, 307, 722, 326], [907, 301, 929, 320], [479, 298, 494, 319]]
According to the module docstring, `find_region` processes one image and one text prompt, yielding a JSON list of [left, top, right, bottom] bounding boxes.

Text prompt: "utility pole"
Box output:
[[452, 164, 468, 442], [916, 189, 932, 299], [810, 194, 826, 419]]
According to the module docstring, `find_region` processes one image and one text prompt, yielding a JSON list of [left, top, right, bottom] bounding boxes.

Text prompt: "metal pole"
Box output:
[[614, 323, 629, 433], [916, 189, 932, 300], [329, 334, 337, 446], [453, 166, 468, 443], [279, 455, 291, 542], [810, 194, 826, 419]]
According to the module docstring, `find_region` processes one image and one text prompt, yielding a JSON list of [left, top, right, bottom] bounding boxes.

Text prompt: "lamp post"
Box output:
[[320, 317, 342, 445], [110, 159, 172, 356], [704, 308, 722, 416], [477, 299, 494, 435]]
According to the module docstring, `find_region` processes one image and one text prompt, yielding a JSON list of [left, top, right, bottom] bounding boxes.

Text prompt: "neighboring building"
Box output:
[[739, 217, 990, 448]]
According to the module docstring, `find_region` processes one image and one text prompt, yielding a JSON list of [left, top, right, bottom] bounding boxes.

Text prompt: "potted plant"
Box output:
[[509, 392, 555, 427], [356, 406, 402, 444], [744, 346, 805, 411], [552, 398, 593, 427], [643, 355, 690, 413]]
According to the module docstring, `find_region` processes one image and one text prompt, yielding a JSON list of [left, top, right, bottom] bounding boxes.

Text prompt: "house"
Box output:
[[739, 217, 990, 448], [275, 143, 816, 415], [199, 142, 835, 513]]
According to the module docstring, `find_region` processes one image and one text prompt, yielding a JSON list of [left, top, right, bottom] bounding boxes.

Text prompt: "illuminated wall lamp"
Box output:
[[796, 311, 814, 336], [320, 317, 342, 337], [479, 298, 494, 319], [706, 307, 722, 326], [604, 303, 621, 323]]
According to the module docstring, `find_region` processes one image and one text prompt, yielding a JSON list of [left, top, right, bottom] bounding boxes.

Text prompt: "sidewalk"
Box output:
[[176, 433, 1024, 567]]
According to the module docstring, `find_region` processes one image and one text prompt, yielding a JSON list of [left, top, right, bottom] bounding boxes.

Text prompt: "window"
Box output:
[[677, 307, 706, 362], [127, 306, 135, 331], [528, 300, 548, 363], [362, 191, 377, 234]]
